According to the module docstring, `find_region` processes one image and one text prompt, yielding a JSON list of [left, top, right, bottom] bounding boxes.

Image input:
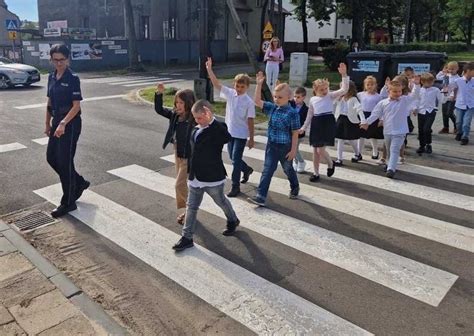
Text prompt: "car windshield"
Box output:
[[0, 57, 14, 65]]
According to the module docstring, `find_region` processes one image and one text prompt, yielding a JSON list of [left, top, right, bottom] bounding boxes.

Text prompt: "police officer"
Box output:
[[45, 44, 89, 218]]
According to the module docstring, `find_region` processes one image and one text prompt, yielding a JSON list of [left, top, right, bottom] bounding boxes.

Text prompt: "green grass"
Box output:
[[139, 87, 268, 124], [448, 52, 474, 62]]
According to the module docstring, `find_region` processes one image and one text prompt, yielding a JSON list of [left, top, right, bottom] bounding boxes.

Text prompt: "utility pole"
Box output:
[[196, 0, 212, 100], [225, 0, 272, 101], [404, 0, 412, 44]]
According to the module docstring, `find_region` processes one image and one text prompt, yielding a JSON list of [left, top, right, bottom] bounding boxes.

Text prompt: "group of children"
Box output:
[[153, 57, 474, 251]]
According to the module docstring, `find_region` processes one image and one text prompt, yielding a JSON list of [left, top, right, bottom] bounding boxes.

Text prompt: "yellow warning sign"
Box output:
[[263, 22, 273, 39], [8, 31, 17, 40]]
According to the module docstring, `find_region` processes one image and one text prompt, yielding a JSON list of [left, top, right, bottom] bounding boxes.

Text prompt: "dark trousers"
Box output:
[[442, 101, 456, 129], [46, 116, 86, 206], [227, 137, 251, 187], [417, 112, 437, 147]]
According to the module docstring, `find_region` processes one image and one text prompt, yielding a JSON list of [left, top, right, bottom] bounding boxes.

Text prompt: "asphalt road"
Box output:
[[0, 71, 473, 335]]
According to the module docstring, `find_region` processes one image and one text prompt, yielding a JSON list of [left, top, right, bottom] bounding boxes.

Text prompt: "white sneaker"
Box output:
[[297, 161, 306, 173]]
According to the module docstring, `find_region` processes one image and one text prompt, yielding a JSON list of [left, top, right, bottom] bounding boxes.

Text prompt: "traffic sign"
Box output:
[[8, 31, 17, 40], [263, 21, 273, 39], [5, 19, 19, 31]]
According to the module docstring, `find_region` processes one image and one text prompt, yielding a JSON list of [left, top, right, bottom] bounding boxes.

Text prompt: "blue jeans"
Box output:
[[455, 107, 474, 139], [182, 183, 238, 239], [257, 142, 299, 201], [228, 137, 251, 187]]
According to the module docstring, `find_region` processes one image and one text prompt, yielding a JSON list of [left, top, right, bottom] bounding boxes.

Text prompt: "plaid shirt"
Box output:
[[263, 101, 300, 144]]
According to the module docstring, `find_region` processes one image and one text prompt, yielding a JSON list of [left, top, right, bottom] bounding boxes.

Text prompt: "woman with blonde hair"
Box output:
[[264, 37, 284, 92]]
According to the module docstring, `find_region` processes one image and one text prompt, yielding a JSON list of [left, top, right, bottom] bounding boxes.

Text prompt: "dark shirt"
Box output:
[[47, 68, 82, 119], [290, 100, 308, 138], [175, 120, 190, 158]]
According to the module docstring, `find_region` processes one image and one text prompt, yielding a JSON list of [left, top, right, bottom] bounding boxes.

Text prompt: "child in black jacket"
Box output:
[[290, 87, 308, 173]]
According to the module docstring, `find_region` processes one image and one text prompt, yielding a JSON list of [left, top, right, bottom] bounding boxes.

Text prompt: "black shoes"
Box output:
[[371, 152, 379, 160], [289, 186, 299, 199], [248, 196, 266, 207], [223, 219, 240, 236], [51, 203, 77, 218], [416, 146, 425, 154], [227, 186, 240, 197], [386, 170, 395, 178], [327, 162, 336, 177], [172, 236, 194, 251], [334, 160, 343, 167], [426, 144, 432, 153], [309, 174, 320, 182], [351, 153, 362, 163], [461, 138, 469, 145], [455, 133, 462, 141], [241, 167, 254, 184], [76, 180, 90, 202]]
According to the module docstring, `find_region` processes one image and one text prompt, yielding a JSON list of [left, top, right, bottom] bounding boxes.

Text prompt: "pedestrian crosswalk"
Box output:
[[32, 135, 474, 334], [0, 142, 26, 153], [80, 75, 185, 88]]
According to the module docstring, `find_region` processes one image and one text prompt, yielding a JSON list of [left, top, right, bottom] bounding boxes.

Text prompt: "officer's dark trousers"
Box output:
[[47, 116, 86, 206]]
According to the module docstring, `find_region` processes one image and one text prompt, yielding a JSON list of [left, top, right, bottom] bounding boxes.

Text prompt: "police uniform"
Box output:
[[46, 68, 87, 207]]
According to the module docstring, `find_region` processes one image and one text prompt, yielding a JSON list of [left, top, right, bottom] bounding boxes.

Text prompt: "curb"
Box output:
[[0, 219, 129, 335]]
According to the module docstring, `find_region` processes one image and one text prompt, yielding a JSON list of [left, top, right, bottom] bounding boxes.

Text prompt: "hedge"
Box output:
[[366, 42, 468, 53], [322, 44, 350, 71]]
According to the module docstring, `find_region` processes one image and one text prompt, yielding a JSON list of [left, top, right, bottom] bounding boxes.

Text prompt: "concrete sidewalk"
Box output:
[[0, 219, 128, 335]]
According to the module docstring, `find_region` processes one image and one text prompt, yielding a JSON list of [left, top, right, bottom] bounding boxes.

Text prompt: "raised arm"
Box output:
[[205, 57, 222, 91], [154, 83, 173, 119], [328, 63, 349, 99], [254, 71, 265, 109]]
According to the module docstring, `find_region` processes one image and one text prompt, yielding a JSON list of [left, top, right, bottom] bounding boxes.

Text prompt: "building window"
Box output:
[[236, 22, 248, 40], [141, 16, 150, 40], [82, 17, 90, 28]]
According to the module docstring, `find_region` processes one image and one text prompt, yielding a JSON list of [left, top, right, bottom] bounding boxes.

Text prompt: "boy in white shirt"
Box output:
[[437, 61, 460, 134], [415, 73, 445, 155], [206, 57, 255, 197], [361, 78, 420, 178]]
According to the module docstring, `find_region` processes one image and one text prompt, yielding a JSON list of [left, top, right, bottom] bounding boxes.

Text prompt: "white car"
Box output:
[[0, 57, 41, 89]]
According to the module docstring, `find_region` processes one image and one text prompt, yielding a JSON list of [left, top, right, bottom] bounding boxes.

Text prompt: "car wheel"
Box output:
[[0, 74, 11, 89]]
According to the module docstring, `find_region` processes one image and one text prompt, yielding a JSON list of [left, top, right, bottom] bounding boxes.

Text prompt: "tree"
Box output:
[[445, 0, 473, 46], [290, 0, 309, 52], [123, 0, 141, 71]]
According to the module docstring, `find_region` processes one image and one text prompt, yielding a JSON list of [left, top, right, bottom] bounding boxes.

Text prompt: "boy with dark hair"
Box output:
[[290, 86, 308, 173]]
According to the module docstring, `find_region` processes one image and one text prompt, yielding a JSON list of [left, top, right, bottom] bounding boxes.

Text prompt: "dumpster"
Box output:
[[346, 51, 391, 90], [389, 51, 447, 78]]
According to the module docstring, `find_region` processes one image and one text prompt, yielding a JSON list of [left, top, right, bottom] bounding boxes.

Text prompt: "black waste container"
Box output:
[[347, 51, 391, 90], [389, 51, 447, 78]]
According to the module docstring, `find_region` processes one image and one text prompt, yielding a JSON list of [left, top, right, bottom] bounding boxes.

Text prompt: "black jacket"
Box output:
[[154, 93, 194, 158], [290, 100, 308, 138], [188, 120, 231, 182]]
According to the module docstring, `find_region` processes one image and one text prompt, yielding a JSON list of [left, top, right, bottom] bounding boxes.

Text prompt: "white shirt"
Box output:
[[302, 76, 350, 130], [451, 76, 474, 109], [335, 97, 365, 124], [357, 92, 383, 112], [220, 85, 255, 139], [365, 95, 418, 135], [189, 118, 226, 188], [418, 86, 445, 114]]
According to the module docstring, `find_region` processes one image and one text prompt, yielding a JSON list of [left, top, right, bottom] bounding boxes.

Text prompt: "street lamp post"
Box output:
[[197, 0, 212, 101]]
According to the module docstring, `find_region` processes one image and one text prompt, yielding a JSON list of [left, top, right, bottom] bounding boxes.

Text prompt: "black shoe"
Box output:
[[247, 196, 266, 207], [327, 162, 336, 177], [309, 174, 320, 182], [461, 138, 469, 145], [426, 144, 432, 153], [371, 152, 379, 160], [51, 203, 77, 218], [289, 186, 299, 199], [172, 236, 194, 251], [75, 180, 90, 201], [383, 165, 388, 172], [416, 146, 425, 154], [386, 170, 395, 178], [357, 153, 363, 160], [227, 186, 240, 197], [334, 160, 343, 167], [455, 134, 462, 141], [223, 219, 240, 236], [351, 154, 362, 163], [241, 167, 254, 184]]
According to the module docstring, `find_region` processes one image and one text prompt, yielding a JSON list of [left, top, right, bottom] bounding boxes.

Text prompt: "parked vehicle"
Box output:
[[0, 57, 41, 89]]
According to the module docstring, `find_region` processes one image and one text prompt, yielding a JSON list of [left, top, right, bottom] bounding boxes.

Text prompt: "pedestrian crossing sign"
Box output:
[[5, 19, 19, 31]]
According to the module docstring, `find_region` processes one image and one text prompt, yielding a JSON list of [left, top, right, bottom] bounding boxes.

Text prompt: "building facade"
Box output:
[[0, 0, 21, 57]]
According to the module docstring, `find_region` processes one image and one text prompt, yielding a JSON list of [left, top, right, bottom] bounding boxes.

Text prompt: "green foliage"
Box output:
[[444, 0, 474, 44], [367, 42, 468, 53], [322, 44, 350, 71]]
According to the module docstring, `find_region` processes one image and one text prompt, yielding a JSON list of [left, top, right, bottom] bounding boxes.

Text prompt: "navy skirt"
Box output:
[[335, 115, 361, 140], [309, 114, 336, 147], [361, 111, 384, 139]]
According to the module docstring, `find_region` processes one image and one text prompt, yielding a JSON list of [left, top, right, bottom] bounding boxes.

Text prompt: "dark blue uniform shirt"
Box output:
[[47, 68, 83, 118]]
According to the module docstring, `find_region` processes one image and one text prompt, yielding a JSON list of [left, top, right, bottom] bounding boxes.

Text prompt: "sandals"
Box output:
[[177, 213, 185, 225]]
